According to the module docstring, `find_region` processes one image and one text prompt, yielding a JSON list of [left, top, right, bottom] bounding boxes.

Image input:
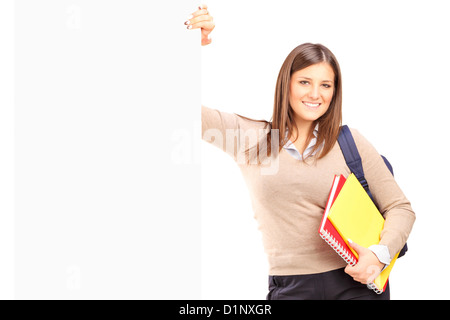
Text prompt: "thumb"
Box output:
[[347, 239, 364, 254]]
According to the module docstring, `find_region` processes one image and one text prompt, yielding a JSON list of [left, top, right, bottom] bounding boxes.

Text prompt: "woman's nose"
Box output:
[[308, 85, 320, 100]]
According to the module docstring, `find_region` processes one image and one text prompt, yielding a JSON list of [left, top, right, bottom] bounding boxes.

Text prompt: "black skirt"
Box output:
[[267, 267, 390, 300]]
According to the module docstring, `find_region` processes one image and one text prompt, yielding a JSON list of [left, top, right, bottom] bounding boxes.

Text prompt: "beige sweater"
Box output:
[[202, 106, 416, 276]]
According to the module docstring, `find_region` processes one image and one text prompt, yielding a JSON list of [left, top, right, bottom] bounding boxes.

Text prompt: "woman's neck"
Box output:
[[288, 120, 315, 155], [290, 120, 314, 143]]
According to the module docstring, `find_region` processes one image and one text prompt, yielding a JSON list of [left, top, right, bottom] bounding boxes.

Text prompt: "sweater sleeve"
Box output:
[[350, 128, 416, 258], [201, 105, 269, 162]]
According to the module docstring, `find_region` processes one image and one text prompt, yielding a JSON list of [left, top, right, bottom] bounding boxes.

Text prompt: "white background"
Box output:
[[201, 0, 450, 299], [1, 0, 449, 300]]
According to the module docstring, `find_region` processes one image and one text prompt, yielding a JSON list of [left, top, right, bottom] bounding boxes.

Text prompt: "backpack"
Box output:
[[337, 125, 407, 258]]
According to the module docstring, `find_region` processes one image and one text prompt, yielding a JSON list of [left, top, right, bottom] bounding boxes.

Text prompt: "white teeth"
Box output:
[[304, 102, 320, 107]]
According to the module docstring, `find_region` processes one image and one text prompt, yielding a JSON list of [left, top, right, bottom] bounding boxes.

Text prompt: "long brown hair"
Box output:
[[244, 43, 343, 164]]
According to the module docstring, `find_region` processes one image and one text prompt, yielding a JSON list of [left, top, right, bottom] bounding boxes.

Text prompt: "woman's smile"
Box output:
[[302, 101, 321, 110]]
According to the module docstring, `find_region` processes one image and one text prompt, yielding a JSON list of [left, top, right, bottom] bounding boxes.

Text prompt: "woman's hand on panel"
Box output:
[[185, 4, 215, 46]]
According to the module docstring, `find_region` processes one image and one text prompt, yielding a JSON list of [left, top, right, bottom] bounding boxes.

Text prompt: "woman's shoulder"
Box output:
[[346, 126, 379, 156], [347, 127, 368, 144]]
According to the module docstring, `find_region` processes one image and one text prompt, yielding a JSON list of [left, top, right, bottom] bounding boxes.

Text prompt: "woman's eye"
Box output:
[[299, 81, 309, 85], [322, 84, 332, 88]]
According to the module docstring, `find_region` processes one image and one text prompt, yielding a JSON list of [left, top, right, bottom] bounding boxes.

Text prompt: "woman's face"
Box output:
[[289, 62, 335, 126]]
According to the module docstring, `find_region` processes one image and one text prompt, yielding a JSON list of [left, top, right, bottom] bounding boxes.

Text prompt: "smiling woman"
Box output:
[[189, 5, 415, 300]]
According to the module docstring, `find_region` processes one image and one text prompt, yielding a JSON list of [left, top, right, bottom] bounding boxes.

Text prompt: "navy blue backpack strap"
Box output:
[[381, 155, 394, 176], [337, 125, 407, 258], [337, 125, 374, 201]]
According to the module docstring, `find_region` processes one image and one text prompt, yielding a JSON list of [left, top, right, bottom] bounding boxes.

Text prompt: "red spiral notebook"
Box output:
[[318, 175, 358, 265]]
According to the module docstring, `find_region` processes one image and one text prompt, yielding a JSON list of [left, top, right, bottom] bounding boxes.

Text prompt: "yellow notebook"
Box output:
[[327, 173, 399, 294]]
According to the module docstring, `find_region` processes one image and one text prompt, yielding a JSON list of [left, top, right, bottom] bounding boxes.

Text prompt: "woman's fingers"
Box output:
[[185, 5, 208, 24], [185, 20, 214, 32], [185, 14, 212, 27], [189, 7, 209, 19], [186, 18, 214, 31], [185, 11, 213, 30]]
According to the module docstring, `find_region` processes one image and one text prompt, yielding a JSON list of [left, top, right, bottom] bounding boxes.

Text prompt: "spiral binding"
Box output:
[[366, 282, 383, 295], [319, 230, 357, 266], [320, 230, 383, 295]]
